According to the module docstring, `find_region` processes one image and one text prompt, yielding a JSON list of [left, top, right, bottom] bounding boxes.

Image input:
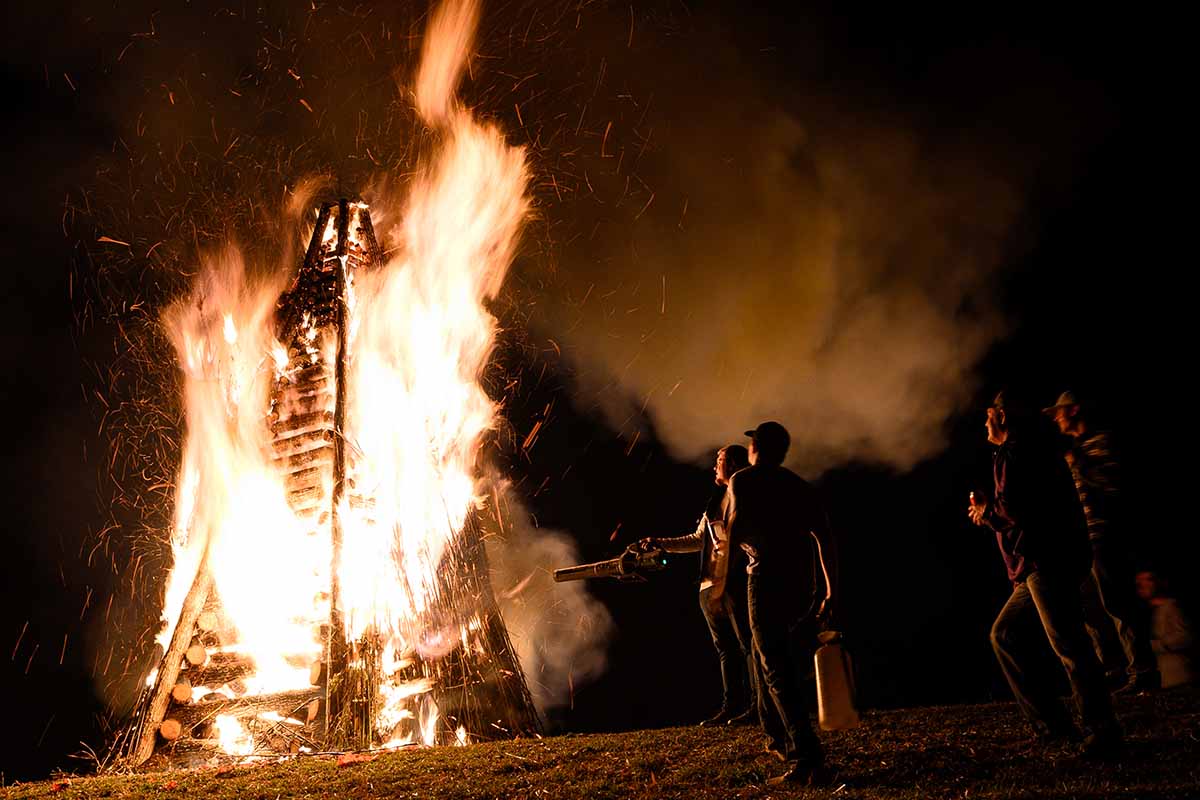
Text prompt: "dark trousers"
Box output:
[[990, 569, 1119, 736], [747, 573, 823, 766], [700, 584, 754, 712], [1083, 538, 1156, 681]]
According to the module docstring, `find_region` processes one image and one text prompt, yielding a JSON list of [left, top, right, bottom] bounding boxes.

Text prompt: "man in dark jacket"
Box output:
[[727, 421, 836, 786], [638, 445, 755, 725], [969, 391, 1122, 758]]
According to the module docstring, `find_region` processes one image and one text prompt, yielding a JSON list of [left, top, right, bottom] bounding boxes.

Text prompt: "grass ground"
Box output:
[[4, 689, 1197, 799]]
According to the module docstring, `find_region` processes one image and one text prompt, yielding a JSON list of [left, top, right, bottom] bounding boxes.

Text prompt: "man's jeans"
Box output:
[[990, 569, 1119, 736], [1084, 537, 1157, 683], [747, 573, 823, 766], [700, 584, 754, 713]]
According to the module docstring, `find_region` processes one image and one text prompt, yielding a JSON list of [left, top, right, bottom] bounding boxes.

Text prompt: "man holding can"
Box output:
[[726, 421, 837, 786]]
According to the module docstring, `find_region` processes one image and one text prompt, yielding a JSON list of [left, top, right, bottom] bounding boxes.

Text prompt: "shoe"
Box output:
[[763, 739, 787, 762], [700, 708, 736, 726], [728, 708, 756, 726], [766, 763, 838, 787], [1079, 730, 1124, 762]]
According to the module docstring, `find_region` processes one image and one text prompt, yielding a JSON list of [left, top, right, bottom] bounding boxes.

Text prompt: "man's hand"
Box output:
[[967, 501, 988, 527], [632, 537, 658, 553]]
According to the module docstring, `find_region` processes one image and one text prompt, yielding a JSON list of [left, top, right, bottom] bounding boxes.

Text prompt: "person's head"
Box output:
[[714, 444, 749, 485], [744, 421, 790, 466], [986, 390, 1036, 446], [1042, 390, 1084, 436], [1136, 570, 1165, 602]]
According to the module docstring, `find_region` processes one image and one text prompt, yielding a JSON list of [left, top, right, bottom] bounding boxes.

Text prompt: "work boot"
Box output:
[[767, 762, 838, 787], [700, 708, 737, 726], [728, 707, 756, 726]]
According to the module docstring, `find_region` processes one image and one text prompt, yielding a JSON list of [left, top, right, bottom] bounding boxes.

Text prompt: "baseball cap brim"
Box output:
[[1041, 400, 1078, 414], [743, 429, 756, 437]]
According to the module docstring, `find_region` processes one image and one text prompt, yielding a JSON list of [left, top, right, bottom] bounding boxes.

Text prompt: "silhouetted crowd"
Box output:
[[624, 390, 1194, 787]]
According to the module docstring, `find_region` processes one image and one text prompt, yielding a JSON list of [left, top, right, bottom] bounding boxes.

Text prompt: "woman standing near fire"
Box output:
[[635, 444, 756, 727]]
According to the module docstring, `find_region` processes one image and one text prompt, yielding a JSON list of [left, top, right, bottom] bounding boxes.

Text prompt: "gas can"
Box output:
[[814, 631, 860, 730]]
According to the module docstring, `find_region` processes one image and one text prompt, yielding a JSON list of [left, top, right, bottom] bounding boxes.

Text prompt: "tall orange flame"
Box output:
[[154, 0, 529, 753]]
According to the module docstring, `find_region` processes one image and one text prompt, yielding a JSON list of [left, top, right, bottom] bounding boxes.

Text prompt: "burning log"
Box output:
[[128, 561, 213, 765], [163, 688, 322, 735], [271, 429, 335, 458], [158, 719, 183, 742], [274, 446, 335, 473], [171, 681, 193, 705], [184, 643, 208, 667], [181, 652, 254, 688], [309, 659, 325, 686]]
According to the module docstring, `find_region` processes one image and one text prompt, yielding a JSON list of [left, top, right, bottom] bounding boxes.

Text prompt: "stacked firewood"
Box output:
[[154, 599, 325, 761]]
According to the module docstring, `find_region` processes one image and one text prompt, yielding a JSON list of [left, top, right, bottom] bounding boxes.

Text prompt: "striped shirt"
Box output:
[[1067, 430, 1121, 540]]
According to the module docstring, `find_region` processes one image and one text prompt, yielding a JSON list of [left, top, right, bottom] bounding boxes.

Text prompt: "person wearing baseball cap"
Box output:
[[968, 389, 1123, 758], [726, 421, 837, 786], [1044, 391, 1158, 693]]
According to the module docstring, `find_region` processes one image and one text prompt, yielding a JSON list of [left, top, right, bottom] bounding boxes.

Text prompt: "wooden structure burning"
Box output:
[[112, 201, 539, 769]]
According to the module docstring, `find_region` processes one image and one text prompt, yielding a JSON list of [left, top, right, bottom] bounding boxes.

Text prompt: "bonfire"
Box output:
[[110, 0, 541, 768]]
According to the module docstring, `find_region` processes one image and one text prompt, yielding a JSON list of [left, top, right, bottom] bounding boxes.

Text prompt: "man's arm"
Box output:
[[637, 505, 711, 553], [649, 518, 705, 554]]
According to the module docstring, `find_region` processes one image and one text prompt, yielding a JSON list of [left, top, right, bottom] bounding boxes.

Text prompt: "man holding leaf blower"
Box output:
[[635, 444, 756, 727]]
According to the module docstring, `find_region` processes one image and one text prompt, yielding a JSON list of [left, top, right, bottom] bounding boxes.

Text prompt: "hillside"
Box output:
[[4, 690, 1197, 799]]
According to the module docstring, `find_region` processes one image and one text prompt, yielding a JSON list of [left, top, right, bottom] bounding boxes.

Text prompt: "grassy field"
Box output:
[[4, 689, 1197, 799]]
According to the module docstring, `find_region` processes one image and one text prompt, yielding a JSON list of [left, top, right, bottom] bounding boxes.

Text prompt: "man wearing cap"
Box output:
[[969, 390, 1122, 758], [1045, 391, 1158, 693], [726, 421, 836, 786]]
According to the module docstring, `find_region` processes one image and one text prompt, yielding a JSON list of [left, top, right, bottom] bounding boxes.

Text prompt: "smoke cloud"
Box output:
[[515, 11, 1100, 474], [483, 480, 614, 713]]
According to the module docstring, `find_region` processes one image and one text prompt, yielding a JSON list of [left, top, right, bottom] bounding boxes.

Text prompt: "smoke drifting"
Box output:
[[483, 480, 613, 713], [546, 112, 1011, 472], [515, 10, 1102, 474]]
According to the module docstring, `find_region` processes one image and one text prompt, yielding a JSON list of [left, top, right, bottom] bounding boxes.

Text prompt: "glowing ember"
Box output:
[[214, 715, 254, 756]]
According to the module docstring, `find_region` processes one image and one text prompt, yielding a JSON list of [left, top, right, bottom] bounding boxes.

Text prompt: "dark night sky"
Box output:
[[0, 0, 1189, 783]]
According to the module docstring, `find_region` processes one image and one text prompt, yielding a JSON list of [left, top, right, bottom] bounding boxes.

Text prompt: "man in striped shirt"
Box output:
[[1045, 391, 1158, 693]]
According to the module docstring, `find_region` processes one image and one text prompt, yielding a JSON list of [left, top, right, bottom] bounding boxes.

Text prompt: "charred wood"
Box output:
[[164, 688, 321, 732]]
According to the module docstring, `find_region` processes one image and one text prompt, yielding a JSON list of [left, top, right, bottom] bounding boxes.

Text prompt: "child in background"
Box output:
[[1135, 571, 1195, 688]]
